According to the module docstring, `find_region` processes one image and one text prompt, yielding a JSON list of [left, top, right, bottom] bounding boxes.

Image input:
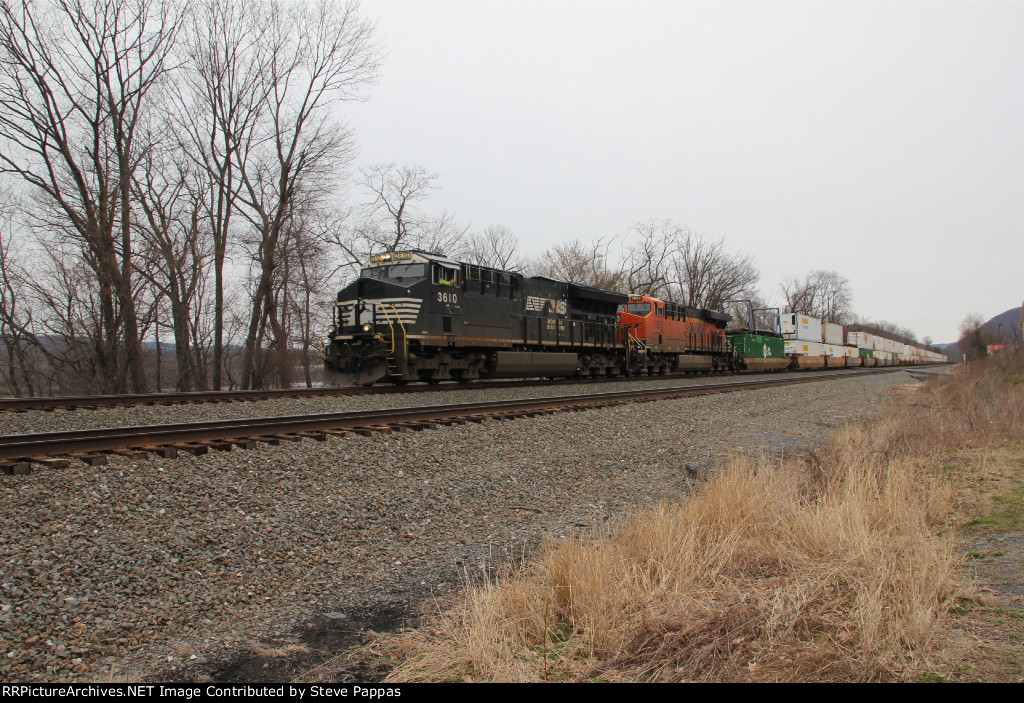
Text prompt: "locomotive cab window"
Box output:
[[618, 302, 651, 316], [363, 263, 425, 283], [433, 265, 459, 287]]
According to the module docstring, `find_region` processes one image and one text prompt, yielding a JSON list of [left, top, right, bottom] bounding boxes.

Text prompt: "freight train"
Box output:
[[321, 250, 945, 386]]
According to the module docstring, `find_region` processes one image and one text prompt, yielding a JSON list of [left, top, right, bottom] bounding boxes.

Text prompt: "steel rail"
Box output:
[[0, 364, 943, 413], [0, 386, 383, 412], [0, 370, 900, 465], [0, 373, 745, 411]]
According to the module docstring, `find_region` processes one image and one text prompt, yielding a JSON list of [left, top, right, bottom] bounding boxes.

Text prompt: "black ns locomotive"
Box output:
[[321, 250, 630, 386]]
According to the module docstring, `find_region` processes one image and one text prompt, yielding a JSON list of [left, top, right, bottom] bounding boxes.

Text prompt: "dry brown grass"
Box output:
[[380, 354, 1024, 682]]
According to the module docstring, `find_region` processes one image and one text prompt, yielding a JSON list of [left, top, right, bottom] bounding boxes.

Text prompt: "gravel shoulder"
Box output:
[[1, 370, 913, 682]]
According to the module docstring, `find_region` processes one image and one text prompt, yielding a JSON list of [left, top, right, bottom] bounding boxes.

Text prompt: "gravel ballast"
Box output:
[[3, 369, 877, 435], [1, 370, 915, 682]]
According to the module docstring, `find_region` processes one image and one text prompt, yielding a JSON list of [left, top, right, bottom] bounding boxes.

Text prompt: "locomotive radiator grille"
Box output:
[[337, 298, 422, 327]]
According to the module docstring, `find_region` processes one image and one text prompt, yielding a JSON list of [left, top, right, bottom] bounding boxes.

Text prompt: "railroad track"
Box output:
[[0, 365, 929, 413], [0, 385, 396, 412], [0, 369, 903, 474]]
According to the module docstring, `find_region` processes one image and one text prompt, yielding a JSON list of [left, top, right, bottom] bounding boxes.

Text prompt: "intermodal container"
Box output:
[[728, 333, 785, 359], [784, 340, 825, 356], [823, 322, 844, 345], [780, 313, 823, 343]]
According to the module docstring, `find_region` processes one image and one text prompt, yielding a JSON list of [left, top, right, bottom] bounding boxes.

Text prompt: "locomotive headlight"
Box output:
[[361, 323, 372, 332]]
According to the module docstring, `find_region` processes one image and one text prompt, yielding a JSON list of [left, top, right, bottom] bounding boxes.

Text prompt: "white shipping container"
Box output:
[[780, 313, 823, 343], [823, 322, 844, 345], [784, 340, 825, 356]]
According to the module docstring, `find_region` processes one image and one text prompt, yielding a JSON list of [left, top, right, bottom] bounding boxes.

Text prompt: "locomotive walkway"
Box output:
[[0, 369, 900, 473]]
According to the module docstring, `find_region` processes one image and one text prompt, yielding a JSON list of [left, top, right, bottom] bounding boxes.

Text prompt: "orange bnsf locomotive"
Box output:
[[616, 295, 732, 373], [321, 251, 733, 386]]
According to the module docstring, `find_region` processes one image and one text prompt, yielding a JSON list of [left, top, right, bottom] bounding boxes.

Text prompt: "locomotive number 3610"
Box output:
[[436, 291, 458, 304]]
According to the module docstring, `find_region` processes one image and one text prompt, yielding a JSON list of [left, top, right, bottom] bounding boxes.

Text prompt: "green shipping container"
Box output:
[[727, 334, 785, 359], [859, 348, 875, 358]]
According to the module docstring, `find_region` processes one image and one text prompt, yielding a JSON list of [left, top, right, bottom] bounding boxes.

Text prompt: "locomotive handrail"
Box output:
[[377, 303, 397, 353], [376, 303, 408, 377], [387, 303, 408, 368]]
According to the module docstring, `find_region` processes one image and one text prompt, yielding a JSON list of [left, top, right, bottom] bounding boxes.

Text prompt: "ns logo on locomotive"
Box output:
[[321, 251, 944, 387]]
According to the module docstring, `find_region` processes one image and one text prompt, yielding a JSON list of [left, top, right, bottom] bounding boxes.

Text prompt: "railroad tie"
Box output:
[[138, 445, 178, 458], [195, 440, 234, 452], [26, 457, 71, 469], [109, 449, 150, 459], [67, 453, 108, 466], [352, 426, 392, 436], [169, 444, 209, 456], [0, 461, 32, 475], [395, 422, 432, 431]]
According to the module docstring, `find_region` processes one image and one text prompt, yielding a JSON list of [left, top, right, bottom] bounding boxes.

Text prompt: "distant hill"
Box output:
[[942, 306, 1022, 362], [984, 307, 1024, 340]]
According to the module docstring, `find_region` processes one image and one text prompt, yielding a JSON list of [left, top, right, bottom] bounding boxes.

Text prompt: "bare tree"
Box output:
[[417, 209, 472, 259], [178, 0, 275, 390], [0, 0, 181, 392], [24, 240, 115, 393], [611, 220, 761, 308], [464, 224, 524, 270], [282, 209, 334, 387], [354, 162, 438, 251], [958, 312, 990, 362], [668, 230, 759, 309], [132, 150, 212, 391], [532, 238, 626, 290], [622, 220, 677, 296], [234, 0, 381, 389], [0, 191, 39, 395], [780, 270, 852, 322]]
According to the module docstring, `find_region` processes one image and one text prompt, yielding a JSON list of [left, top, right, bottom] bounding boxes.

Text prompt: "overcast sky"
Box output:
[[341, 0, 1023, 344]]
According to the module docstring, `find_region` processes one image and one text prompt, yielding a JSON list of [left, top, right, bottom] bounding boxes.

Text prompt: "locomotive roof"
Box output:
[[529, 276, 629, 304]]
